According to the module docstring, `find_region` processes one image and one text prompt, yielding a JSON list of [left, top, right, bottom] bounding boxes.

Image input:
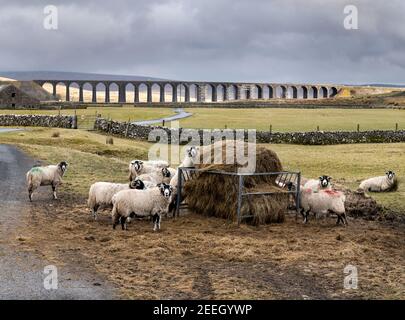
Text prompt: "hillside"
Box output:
[[0, 71, 169, 82]]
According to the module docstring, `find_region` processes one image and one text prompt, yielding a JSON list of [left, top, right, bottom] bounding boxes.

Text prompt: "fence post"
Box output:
[[269, 124, 272, 134], [296, 172, 301, 222], [316, 126, 319, 132], [396, 123, 398, 131], [176, 167, 183, 218], [357, 124, 360, 132], [237, 175, 243, 225]]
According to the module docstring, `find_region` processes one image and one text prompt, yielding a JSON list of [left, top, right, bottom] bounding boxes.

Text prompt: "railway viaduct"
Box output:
[[33, 80, 341, 103]]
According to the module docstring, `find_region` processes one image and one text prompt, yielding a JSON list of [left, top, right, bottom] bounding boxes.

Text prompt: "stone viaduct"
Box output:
[[33, 80, 341, 103]]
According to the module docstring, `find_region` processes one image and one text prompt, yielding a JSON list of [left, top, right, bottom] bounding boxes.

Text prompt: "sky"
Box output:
[[0, 0, 404, 84]]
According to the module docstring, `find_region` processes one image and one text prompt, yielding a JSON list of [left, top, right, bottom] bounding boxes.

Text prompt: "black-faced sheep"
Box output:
[[300, 188, 347, 225], [303, 175, 332, 191], [359, 171, 398, 192], [26, 161, 68, 201], [87, 179, 144, 220], [111, 183, 173, 231], [128, 160, 169, 181]]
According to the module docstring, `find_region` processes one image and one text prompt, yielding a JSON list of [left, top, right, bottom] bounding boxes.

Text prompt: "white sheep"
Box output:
[[87, 179, 145, 220], [128, 159, 169, 181], [359, 171, 398, 192], [300, 187, 347, 225], [111, 183, 173, 231], [26, 161, 68, 201]]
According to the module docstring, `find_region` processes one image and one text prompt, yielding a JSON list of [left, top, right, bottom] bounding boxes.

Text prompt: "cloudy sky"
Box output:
[[0, 0, 404, 84]]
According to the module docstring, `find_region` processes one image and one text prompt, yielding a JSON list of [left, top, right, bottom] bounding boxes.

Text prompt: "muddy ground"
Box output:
[[14, 192, 405, 300]]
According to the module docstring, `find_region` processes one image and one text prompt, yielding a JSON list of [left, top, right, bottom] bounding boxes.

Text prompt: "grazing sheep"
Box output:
[[111, 183, 173, 231], [26, 161, 68, 201], [303, 175, 332, 191], [359, 171, 398, 192], [128, 160, 169, 181], [87, 179, 144, 220], [300, 188, 347, 225]]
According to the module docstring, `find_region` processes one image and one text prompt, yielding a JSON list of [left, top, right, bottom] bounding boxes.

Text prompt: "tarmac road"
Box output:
[[0, 144, 117, 299]]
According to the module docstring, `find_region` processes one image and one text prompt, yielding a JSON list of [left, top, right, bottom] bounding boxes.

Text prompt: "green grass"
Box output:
[[0, 128, 403, 213], [0, 106, 174, 123], [171, 108, 405, 132]]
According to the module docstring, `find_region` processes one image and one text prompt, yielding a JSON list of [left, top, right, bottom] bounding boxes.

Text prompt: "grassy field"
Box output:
[[0, 107, 174, 123], [171, 108, 405, 132], [1, 128, 404, 299], [0, 128, 403, 213]]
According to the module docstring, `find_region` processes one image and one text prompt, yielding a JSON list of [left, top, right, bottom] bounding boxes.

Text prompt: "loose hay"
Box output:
[[185, 141, 289, 225]]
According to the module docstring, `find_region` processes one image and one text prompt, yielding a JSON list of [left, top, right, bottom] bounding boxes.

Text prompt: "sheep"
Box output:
[[128, 159, 169, 181], [303, 175, 332, 191], [87, 179, 145, 220], [168, 146, 199, 215], [111, 183, 173, 231], [300, 187, 347, 225], [26, 161, 68, 201], [134, 177, 157, 189], [137, 167, 176, 185], [359, 171, 398, 192]]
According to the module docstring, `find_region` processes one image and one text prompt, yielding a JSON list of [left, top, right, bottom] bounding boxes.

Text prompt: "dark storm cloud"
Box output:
[[0, 0, 404, 84]]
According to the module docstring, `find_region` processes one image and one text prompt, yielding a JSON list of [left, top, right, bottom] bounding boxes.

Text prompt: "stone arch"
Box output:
[[329, 87, 338, 97], [55, 82, 66, 101], [82, 82, 93, 102], [310, 86, 318, 99], [276, 85, 287, 99], [290, 86, 298, 99], [68, 82, 80, 102], [177, 84, 186, 102], [319, 86, 328, 98], [301, 86, 308, 99], [216, 84, 226, 101], [151, 83, 160, 103], [164, 83, 173, 102], [187, 84, 198, 102], [138, 83, 148, 103], [125, 83, 135, 103], [95, 83, 106, 103], [226, 84, 238, 100], [41, 82, 56, 98], [108, 82, 119, 103]]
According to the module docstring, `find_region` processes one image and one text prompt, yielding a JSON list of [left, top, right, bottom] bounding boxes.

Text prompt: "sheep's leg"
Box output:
[[120, 217, 127, 231], [303, 209, 310, 224], [112, 208, 120, 230], [52, 184, 57, 200], [28, 186, 33, 202], [92, 204, 99, 220], [342, 213, 348, 226], [152, 213, 160, 231]]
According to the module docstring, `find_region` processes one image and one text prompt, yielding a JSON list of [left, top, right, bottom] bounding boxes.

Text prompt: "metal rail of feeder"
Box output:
[[175, 167, 301, 225]]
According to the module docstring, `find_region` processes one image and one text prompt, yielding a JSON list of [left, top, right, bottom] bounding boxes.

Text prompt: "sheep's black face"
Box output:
[[59, 161, 68, 173], [131, 160, 143, 172], [131, 179, 145, 190], [187, 146, 198, 158], [319, 175, 331, 188], [159, 183, 173, 198], [162, 167, 171, 178], [386, 171, 395, 180]]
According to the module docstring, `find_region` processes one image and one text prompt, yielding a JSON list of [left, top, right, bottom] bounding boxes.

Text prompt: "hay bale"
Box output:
[[185, 141, 288, 225]]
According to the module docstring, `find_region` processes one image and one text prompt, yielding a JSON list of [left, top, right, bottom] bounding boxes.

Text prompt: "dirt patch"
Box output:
[[15, 192, 405, 299]]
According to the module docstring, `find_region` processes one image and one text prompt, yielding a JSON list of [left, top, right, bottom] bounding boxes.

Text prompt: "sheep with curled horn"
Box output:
[[26, 161, 68, 201]]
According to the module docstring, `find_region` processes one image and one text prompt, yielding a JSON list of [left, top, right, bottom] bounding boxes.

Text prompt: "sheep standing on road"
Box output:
[[300, 188, 347, 225], [26, 161, 68, 201], [359, 171, 398, 192], [128, 160, 169, 181], [87, 179, 145, 220], [111, 183, 173, 231]]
